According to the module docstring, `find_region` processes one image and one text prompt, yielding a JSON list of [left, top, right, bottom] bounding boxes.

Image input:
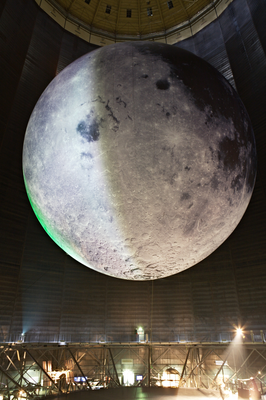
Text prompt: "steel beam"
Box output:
[[5, 353, 18, 371], [25, 349, 62, 393], [152, 347, 171, 364], [130, 347, 148, 366], [0, 365, 33, 398], [199, 364, 220, 388], [225, 349, 255, 383], [180, 347, 190, 385], [68, 348, 92, 389], [108, 348, 120, 386], [214, 351, 231, 382], [255, 348, 266, 363], [85, 348, 102, 366], [188, 349, 212, 380]]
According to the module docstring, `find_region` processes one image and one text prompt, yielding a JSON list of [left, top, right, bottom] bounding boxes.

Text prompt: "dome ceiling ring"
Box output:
[[35, 0, 234, 46]]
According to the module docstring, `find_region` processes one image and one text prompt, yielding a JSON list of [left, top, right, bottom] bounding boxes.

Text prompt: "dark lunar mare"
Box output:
[[134, 42, 256, 192]]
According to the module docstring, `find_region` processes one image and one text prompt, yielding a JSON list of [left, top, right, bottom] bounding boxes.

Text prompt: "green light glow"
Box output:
[[23, 173, 85, 265], [23, 175, 52, 237]]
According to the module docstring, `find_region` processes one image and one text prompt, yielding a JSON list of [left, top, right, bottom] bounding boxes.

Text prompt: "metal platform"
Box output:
[[0, 341, 265, 400]]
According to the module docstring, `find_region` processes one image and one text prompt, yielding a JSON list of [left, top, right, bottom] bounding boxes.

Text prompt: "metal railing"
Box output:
[[1, 330, 265, 345]]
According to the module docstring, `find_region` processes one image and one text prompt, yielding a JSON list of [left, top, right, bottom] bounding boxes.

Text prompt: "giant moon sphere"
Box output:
[[23, 42, 256, 280]]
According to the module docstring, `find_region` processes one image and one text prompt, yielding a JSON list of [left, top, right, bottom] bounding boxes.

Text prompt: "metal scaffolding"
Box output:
[[0, 341, 266, 399]]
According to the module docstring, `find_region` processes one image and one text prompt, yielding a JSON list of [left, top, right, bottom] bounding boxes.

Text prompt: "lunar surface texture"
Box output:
[[23, 42, 256, 280]]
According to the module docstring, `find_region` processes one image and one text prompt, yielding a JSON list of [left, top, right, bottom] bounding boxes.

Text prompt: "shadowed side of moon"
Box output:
[[23, 42, 256, 280]]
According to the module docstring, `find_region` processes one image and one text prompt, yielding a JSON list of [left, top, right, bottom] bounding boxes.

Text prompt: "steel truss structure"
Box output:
[[0, 342, 266, 399]]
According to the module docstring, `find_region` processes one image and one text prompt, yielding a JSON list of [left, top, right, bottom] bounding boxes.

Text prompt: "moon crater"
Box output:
[[23, 42, 256, 280]]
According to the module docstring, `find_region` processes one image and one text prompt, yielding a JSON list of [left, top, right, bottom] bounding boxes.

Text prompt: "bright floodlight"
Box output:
[[236, 328, 243, 335]]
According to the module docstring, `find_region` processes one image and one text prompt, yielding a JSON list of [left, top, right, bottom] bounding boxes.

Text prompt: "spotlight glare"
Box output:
[[236, 328, 243, 335]]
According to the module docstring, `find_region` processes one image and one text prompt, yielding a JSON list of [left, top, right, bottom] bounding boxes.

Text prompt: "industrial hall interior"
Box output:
[[0, 0, 266, 399]]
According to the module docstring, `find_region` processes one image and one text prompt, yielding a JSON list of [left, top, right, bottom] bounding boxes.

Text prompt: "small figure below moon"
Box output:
[[22, 42, 256, 280]]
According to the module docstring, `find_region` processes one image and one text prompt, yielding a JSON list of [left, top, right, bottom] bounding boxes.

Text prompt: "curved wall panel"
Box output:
[[0, 0, 266, 343]]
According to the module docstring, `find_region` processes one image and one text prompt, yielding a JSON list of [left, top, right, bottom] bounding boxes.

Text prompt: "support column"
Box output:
[[108, 348, 120, 386], [147, 345, 151, 387]]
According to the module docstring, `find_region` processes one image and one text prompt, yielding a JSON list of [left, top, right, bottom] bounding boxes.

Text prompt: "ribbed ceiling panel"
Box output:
[[53, 0, 214, 36]]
